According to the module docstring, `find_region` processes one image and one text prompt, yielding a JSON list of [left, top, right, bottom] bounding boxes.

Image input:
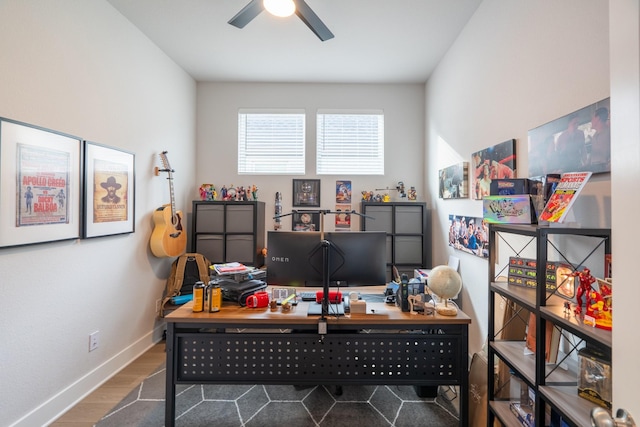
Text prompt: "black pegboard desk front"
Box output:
[[164, 286, 471, 427]]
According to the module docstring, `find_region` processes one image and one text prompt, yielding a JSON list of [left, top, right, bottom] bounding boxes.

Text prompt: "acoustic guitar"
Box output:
[[150, 151, 187, 258]]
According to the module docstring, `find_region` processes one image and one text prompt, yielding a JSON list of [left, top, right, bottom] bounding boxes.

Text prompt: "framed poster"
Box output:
[[439, 162, 469, 199], [292, 210, 320, 232], [0, 117, 82, 248], [335, 205, 352, 230], [293, 179, 320, 207], [83, 141, 135, 238], [528, 97, 610, 176], [471, 139, 516, 200]]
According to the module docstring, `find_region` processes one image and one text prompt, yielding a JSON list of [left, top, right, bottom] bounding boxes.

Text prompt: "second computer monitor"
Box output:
[[325, 231, 387, 286], [266, 231, 387, 287]]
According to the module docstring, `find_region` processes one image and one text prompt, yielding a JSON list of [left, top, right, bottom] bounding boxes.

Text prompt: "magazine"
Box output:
[[538, 172, 592, 223], [212, 262, 250, 275]]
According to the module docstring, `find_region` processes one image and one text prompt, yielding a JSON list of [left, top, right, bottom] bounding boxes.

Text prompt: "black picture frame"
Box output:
[[83, 141, 135, 238], [0, 117, 83, 248], [292, 210, 320, 232], [292, 179, 320, 207]]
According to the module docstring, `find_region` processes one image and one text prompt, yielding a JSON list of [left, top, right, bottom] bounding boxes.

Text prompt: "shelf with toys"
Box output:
[[487, 223, 611, 427]]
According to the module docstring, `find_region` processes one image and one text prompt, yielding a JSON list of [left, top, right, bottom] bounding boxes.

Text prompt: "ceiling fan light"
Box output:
[[263, 0, 295, 18]]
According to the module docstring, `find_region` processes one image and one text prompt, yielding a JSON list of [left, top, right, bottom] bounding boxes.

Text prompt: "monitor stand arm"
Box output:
[[321, 238, 331, 319]]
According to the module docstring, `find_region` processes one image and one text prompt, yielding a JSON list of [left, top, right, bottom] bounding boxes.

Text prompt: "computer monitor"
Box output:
[[266, 231, 324, 287], [325, 231, 387, 286], [266, 231, 387, 287]]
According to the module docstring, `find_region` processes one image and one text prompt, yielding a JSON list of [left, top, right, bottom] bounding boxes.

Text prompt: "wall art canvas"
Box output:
[[528, 97, 610, 176], [471, 139, 516, 200], [448, 214, 489, 259], [439, 162, 469, 199]]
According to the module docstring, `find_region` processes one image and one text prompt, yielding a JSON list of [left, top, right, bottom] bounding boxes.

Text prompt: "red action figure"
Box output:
[[572, 267, 596, 315]]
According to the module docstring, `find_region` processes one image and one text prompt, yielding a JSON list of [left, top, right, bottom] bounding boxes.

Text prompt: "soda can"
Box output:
[[192, 281, 206, 313], [207, 282, 222, 313]]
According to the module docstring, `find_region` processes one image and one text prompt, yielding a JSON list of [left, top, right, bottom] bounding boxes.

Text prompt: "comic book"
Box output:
[[538, 172, 592, 223]]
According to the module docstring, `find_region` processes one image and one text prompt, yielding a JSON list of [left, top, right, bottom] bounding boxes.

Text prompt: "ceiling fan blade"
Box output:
[[293, 0, 334, 41], [228, 0, 264, 29]]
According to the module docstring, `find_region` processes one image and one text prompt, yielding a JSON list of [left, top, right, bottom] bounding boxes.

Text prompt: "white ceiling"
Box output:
[[107, 0, 482, 84]]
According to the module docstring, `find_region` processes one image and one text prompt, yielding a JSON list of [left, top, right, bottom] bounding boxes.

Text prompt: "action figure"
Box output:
[[274, 192, 282, 230], [361, 190, 373, 201], [585, 279, 613, 330], [408, 186, 417, 201], [572, 267, 596, 315], [563, 301, 571, 316]]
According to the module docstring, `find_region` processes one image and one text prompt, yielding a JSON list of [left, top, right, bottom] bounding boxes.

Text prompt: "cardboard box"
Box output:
[[483, 195, 537, 224], [490, 178, 533, 196]]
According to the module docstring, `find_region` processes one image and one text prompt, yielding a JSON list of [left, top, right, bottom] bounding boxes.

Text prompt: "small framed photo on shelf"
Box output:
[[292, 210, 320, 232], [292, 179, 320, 207], [0, 117, 83, 248], [83, 141, 135, 238]]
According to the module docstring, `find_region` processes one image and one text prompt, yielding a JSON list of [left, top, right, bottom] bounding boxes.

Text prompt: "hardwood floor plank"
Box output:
[[50, 343, 165, 426]]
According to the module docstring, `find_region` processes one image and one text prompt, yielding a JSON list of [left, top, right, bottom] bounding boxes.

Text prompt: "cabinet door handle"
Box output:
[[591, 407, 636, 427]]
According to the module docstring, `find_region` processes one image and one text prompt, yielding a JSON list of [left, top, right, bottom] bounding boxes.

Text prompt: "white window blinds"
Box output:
[[316, 110, 384, 175], [237, 110, 305, 174]]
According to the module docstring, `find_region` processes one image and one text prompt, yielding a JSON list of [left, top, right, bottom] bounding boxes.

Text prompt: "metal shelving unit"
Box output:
[[487, 224, 611, 427]]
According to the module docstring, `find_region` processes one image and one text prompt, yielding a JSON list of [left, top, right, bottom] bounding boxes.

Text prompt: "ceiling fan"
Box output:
[[228, 0, 335, 42]]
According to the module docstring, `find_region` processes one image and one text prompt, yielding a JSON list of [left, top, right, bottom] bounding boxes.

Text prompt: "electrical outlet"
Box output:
[[89, 331, 99, 352], [156, 299, 162, 316]]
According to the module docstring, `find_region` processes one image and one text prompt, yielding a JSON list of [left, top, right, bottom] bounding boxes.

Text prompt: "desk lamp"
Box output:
[[426, 265, 462, 316]]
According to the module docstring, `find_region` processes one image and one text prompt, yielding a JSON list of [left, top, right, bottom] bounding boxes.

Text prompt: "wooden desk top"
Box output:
[[165, 286, 471, 327]]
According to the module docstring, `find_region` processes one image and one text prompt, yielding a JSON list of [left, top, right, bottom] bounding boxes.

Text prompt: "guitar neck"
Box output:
[[159, 151, 178, 221], [168, 175, 176, 217]]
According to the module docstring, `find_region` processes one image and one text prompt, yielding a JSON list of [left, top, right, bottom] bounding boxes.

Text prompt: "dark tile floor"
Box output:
[[97, 364, 460, 427]]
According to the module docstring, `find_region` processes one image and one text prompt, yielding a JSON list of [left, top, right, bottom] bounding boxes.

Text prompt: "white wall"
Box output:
[[196, 83, 425, 235], [0, 2, 196, 426], [610, 0, 640, 418], [425, 0, 610, 357], [3, 0, 637, 424]]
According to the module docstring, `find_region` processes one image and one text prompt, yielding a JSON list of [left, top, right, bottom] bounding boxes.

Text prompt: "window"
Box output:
[[237, 109, 305, 174], [316, 110, 384, 175]]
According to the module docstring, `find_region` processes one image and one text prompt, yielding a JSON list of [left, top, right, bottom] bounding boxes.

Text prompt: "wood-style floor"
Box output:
[[50, 342, 166, 427]]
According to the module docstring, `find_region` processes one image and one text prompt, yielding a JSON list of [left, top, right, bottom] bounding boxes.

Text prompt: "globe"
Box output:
[[427, 265, 462, 316]]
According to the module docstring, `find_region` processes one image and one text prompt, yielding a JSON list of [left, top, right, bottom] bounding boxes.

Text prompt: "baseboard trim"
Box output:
[[10, 325, 165, 427]]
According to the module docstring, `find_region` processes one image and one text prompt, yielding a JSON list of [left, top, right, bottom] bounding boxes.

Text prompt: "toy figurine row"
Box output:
[[362, 181, 417, 203], [199, 184, 258, 201]]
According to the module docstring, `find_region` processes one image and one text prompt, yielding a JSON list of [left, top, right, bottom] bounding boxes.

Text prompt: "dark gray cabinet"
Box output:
[[360, 201, 430, 280], [191, 201, 265, 266]]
